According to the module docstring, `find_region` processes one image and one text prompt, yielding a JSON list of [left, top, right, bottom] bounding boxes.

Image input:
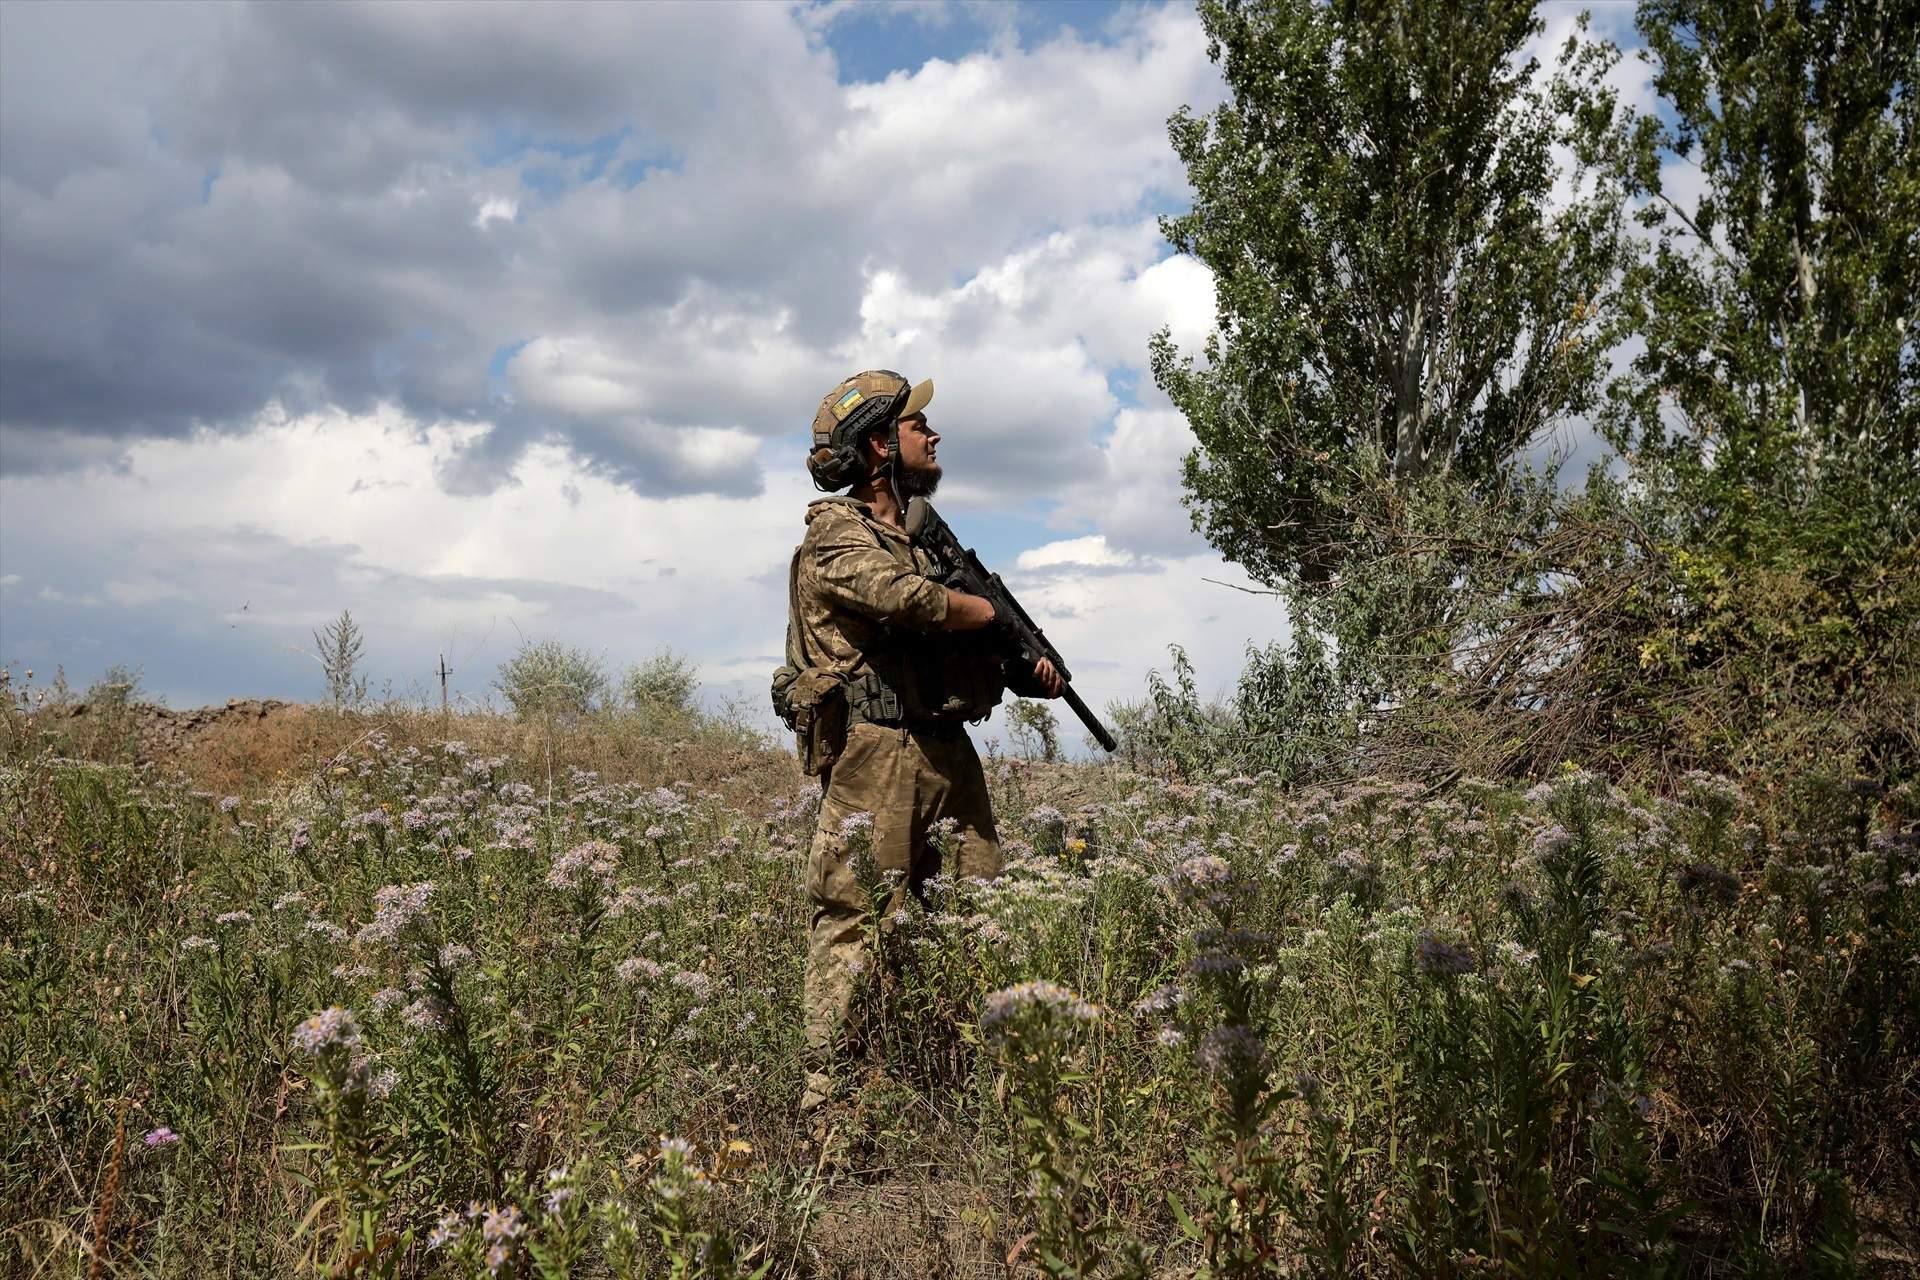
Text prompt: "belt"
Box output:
[[846, 671, 970, 738], [847, 703, 970, 738]]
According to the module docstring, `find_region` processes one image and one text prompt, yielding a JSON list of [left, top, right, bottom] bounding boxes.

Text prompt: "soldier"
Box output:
[[780, 370, 1063, 1119]]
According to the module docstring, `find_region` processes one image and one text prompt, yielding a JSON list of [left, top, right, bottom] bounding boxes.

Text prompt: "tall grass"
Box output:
[[3, 701, 1914, 1275]]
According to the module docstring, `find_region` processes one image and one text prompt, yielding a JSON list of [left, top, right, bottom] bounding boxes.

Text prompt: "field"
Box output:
[[3, 701, 1916, 1278]]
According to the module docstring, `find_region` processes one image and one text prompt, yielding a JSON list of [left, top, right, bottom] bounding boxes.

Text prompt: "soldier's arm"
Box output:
[[808, 514, 951, 629], [941, 589, 996, 630]]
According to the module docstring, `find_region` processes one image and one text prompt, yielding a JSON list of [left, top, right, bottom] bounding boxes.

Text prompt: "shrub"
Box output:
[[496, 637, 607, 720], [619, 650, 700, 720]]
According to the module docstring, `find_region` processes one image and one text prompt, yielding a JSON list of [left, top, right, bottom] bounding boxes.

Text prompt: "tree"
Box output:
[[1612, 0, 1918, 560], [1599, 0, 1920, 782], [313, 610, 369, 709], [1154, 0, 1626, 588]]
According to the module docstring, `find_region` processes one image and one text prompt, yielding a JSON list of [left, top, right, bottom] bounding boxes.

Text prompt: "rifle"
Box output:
[[905, 497, 1118, 753]]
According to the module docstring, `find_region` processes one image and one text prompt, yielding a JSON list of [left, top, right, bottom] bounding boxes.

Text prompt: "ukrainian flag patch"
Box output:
[[831, 388, 864, 421]]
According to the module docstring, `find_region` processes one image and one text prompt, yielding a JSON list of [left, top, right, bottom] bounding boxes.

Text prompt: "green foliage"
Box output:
[[619, 649, 700, 718], [84, 663, 142, 709], [496, 636, 608, 721], [1005, 698, 1063, 762], [1611, 0, 1918, 566], [1156, 0, 1625, 588], [314, 609, 370, 709]]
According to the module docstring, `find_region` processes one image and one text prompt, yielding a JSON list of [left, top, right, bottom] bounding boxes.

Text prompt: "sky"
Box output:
[[0, 0, 1650, 750]]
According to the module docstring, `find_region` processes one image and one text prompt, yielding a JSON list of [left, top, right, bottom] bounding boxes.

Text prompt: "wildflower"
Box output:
[[542, 1165, 576, 1213], [402, 996, 450, 1033], [617, 956, 664, 984], [980, 980, 1100, 1039], [437, 943, 475, 970], [218, 795, 241, 814], [330, 962, 375, 981], [1187, 951, 1246, 976], [1197, 1025, 1268, 1076], [425, 1212, 464, 1249], [1414, 932, 1476, 978], [485, 1243, 511, 1276], [214, 910, 253, 926], [272, 891, 308, 912], [1155, 1025, 1185, 1047], [1131, 985, 1184, 1016], [480, 1203, 527, 1242], [1027, 805, 1065, 829], [179, 935, 216, 953], [838, 811, 874, 839], [1174, 853, 1233, 894], [1533, 825, 1573, 859], [354, 881, 435, 947], [143, 1126, 181, 1148], [303, 919, 348, 943], [1497, 940, 1538, 967], [370, 987, 406, 1015], [367, 1066, 399, 1098], [291, 1007, 363, 1054], [547, 839, 619, 890], [671, 970, 713, 998]]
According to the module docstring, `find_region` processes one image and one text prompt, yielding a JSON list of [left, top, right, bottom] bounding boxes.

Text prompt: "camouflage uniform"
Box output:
[[791, 496, 1004, 1110]]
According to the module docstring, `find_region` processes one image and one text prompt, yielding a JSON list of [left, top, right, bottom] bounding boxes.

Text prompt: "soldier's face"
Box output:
[[897, 415, 940, 476], [895, 414, 942, 496]]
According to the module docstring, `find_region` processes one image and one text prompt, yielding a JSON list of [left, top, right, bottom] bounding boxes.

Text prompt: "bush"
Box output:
[[619, 650, 699, 717], [495, 637, 607, 720]]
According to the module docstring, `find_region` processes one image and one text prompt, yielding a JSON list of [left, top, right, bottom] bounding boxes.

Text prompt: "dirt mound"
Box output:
[[53, 696, 299, 762]]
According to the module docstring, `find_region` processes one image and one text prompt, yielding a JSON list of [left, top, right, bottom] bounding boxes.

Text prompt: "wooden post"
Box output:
[[438, 652, 450, 723]]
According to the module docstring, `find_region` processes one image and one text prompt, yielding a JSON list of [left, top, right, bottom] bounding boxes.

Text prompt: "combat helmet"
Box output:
[[807, 370, 933, 492]]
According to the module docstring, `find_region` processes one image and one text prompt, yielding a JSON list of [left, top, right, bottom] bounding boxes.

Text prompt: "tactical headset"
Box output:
[[807, 371, 913, 493]]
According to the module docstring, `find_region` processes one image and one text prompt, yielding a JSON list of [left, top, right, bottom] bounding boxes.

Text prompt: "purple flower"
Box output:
[[143, 1126, 181, 1148], [402, 996, 450, 1033], [354, 881, 435, 947], [547, 840, 619, 891], [291, 1007, 363, 1054]]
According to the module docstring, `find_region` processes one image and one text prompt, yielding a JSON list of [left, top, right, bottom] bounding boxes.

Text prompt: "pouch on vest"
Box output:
[[773, 546, 854, 777], [772, 665, 849, 777]]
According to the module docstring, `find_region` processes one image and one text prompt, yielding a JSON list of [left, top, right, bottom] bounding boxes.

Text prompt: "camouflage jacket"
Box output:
[[791, 497, 1005, 723]]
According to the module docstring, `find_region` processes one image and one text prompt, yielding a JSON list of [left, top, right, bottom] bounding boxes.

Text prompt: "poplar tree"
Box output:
[[1154, 0, 1625, 589]]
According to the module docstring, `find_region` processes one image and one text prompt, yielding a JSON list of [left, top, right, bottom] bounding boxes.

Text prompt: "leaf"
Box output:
[[1168, 1190, 1203, 1240]]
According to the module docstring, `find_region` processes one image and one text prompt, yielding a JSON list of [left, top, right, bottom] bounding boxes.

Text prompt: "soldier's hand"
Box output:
[[1032, 658, 1064, 698]]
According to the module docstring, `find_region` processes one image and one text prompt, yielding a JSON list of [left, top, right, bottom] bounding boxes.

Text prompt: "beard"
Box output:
[[895, 460, 942, 498]]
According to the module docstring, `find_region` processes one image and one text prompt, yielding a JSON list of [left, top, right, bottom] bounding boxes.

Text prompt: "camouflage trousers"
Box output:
[[801, 720, 1000, 1112]]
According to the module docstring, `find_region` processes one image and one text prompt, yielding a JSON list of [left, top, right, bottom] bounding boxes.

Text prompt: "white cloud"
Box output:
[[473, 196, 518, 228], [1017, 536, 1137, 571]]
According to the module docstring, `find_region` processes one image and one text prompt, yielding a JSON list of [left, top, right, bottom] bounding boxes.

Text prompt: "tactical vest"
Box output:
[[771, 504, 1003, 773]]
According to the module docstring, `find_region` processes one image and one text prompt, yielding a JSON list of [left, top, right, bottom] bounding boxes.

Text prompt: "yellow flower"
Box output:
[[1065, 838, 1087, 855]]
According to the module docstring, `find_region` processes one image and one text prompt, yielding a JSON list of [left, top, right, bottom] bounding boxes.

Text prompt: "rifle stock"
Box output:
[[905, 497, 1118, 753]]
